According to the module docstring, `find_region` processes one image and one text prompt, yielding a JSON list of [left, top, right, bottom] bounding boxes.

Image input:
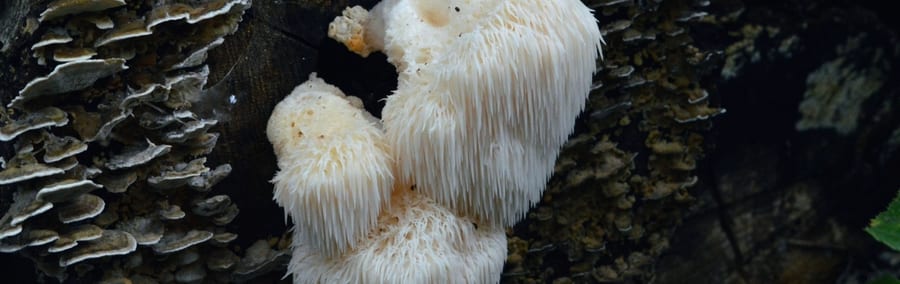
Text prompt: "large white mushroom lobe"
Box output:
[[266, 73, 393, 259], [332, 0, 605, 226]]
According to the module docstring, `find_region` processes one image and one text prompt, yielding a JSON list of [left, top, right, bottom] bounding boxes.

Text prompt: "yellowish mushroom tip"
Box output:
[[328, 6, 377, 57], [266, 73, 393, 259]]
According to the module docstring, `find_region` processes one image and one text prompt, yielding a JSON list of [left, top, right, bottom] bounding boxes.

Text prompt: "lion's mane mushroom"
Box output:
[[267, 76, 510, 283], [267, 73, 393, 259], [288, 187, 506, 284], [329, 0, 604, 227]]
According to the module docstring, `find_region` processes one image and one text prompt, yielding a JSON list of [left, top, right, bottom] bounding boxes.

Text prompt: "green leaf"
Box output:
[[866, 189, 900, 251]]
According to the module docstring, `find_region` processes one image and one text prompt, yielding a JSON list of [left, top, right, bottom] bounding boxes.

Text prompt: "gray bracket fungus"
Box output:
[[0, 0, 260, 281], [104, 140, 172, 170], [49, 156, 79, 171], [78, 105, 129, 143], [501, 0, 725, 281], [52, 47, 97, 62], [41, 133, 89, 163], [0, 195, 41, 240], [191, 194, 231, 217], [0, 107, 69, 142], [0, 229, 60, 253], [211, 203, 239, 226], [30, 28, 73, 50], [122, 83, 171, 110], [96, 171, 137, 193], [147, 0, 252, 28], [158, 203, 187, 220], [58, 230, 137, 267], [63, 224, 104, 242], [188, 163, 231, 191], [48, 237, 78, 253], [0, 224, 23, 241], [147, 157, 209, 189], [57, 193, 106, 224], [210, 232, 237, 246], [10, 58, 128, 109], [80, 14, 115, 29], [115, 216, 164, 245], [93, 20, 154, 48], [0, 152, 65, 185], [49, 224, 105, 253], [10, 200, 54, 227], [139, 111, 180, 130], [162, 119, 218, 143], [167, 37, 224, 71], [152, 229, 213, 254], [162, 66, 210, 109], [35, 179, 102, 203], [191, 194, 241, 226], [39, 0, 126, 22], [181, 132, 220, 157], [232, 240, 290, 282]]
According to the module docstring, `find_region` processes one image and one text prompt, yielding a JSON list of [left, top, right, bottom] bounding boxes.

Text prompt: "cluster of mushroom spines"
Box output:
[[271, 0, 603, 282], [268, 74, 394, 259], [382, 0, 605, 227], [287, 187, 507, 284], [268, 75, 506, 283]]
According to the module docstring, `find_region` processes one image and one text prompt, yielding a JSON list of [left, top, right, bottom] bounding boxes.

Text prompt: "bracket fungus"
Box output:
[[39, 0, 126, 22], [58, 230, 137, 267], [329, 0, 605, 227], [35, 179, 102, 203], [0, 152, 65, 185], [0, 107, 69, 142], [1, 0, 266, 282]]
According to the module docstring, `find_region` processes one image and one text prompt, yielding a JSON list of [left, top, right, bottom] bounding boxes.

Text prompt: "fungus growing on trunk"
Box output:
[[288, 187, 506, 284], [269, 0, 604, 281], [267, 73, 393, 259], [267, 76, 509, 283], [329, 0, 604, 227]]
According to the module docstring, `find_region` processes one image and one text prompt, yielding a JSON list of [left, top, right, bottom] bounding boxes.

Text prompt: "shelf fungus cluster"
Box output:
[[0, 0, 283, 282], [268, 0, 603, 283], [501, 0, 725, 282]]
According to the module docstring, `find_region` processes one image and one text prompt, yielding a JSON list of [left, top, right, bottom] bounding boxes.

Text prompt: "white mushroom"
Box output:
[[287, 187, 507, 284], [267, 73, 392, 259], [330, 0, 604, 227]]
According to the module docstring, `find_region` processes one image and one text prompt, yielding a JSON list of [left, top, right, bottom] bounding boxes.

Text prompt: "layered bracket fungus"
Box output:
[[330, 0, 605, 227], [499, 0, 726, 281], [267, 0, 604, 282], [0, 0, 289, 282]]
